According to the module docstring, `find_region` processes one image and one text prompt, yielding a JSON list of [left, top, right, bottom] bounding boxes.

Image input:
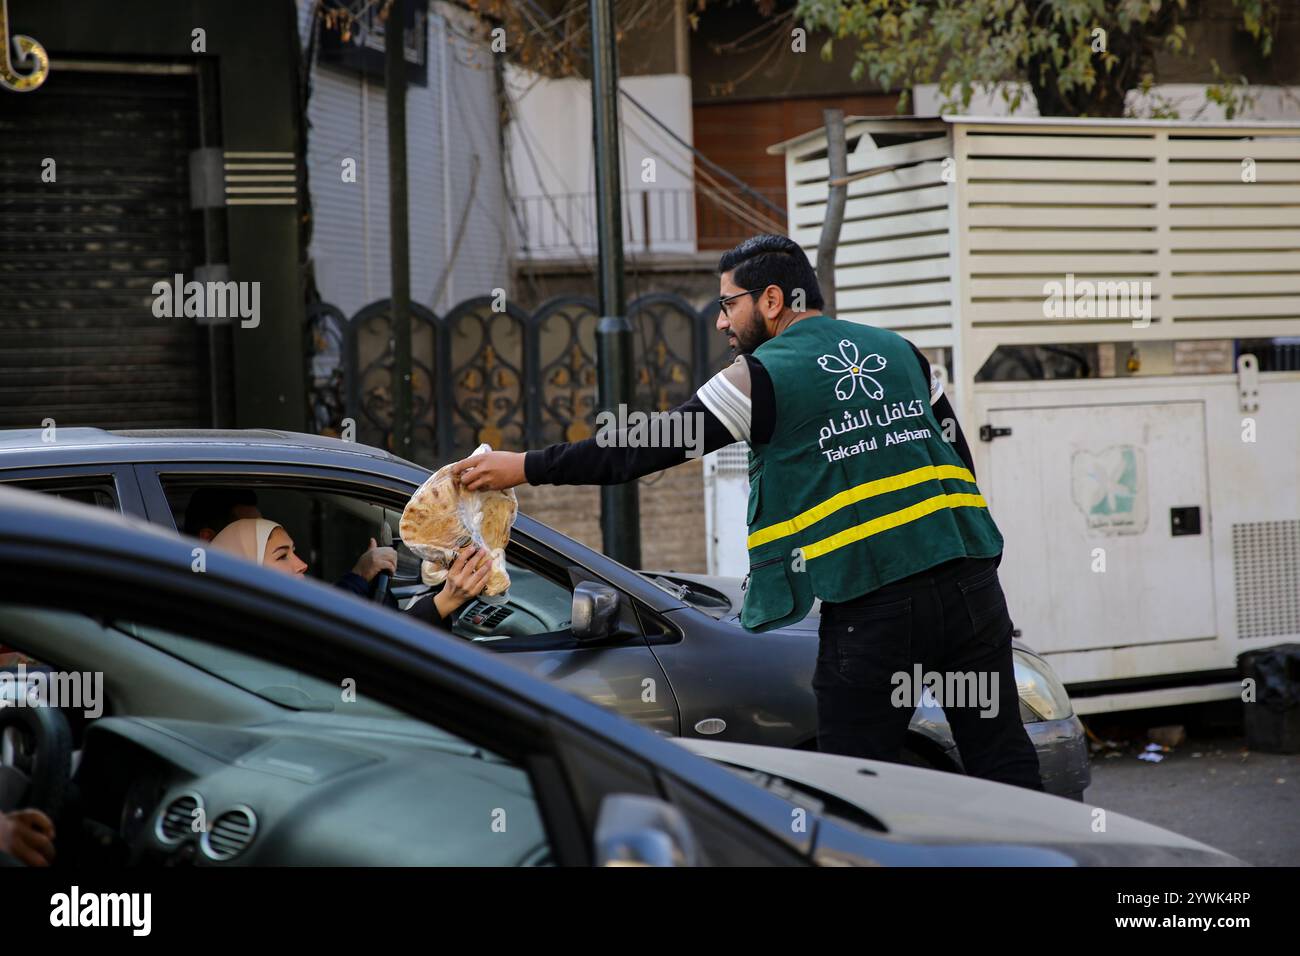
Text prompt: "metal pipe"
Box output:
[[817, 109, 847, 315], [387, 1, 413, 458], [589, 0, 641, 568]]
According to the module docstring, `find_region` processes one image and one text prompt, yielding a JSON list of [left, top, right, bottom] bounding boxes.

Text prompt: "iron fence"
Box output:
[[306, 292, 733, 466]]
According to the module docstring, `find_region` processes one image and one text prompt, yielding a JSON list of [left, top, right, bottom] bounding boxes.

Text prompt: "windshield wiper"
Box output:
[[649, 575, 692, 602]]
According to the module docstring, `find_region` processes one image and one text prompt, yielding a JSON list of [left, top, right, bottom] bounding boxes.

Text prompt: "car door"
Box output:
[[0, 498, 816, 867], [131, 461, 680, 736]]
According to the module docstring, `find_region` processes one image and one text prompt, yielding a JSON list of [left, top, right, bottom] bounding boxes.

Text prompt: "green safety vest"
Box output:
[[740, 314, 1003, 632]]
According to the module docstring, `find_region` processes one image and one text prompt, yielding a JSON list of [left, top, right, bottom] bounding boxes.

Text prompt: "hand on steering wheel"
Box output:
[[0, 808, 56, 867], [353, 540, 397, 582], [0, 699, 72, 862]]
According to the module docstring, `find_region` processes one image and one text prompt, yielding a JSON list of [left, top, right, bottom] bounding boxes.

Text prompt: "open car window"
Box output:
[[164, 480, 400, 586], [159, 475, 616, 645], [443, 544, 578, 642]]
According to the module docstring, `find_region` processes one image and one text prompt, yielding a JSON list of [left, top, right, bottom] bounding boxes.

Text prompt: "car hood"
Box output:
[[649, 571, 1045, 652], [645, 570, 821, 629], [677, 739, 1239, 864]]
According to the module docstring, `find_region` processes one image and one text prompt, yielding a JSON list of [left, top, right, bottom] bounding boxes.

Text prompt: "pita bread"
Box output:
[[484, 547, 510, 596], [419, 553, 451, 587], [401, 444, 517, 597]]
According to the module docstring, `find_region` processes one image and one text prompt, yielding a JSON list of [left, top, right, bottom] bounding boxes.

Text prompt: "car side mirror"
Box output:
[[594, 794, 699, 867], [571, 580, 620, 641]]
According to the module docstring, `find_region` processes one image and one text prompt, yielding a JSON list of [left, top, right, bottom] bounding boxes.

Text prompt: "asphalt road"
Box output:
[[1082, 714, 1299, 866]]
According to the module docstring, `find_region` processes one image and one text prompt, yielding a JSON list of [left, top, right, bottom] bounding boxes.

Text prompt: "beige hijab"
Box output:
[[210, 518, 282, 566]]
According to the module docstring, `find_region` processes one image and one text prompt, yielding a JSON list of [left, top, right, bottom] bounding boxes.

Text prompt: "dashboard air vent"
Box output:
[[155, 792, 202, 845], [201, 806, 258, 861]]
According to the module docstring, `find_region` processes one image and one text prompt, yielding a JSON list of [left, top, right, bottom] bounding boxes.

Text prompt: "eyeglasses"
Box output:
[[717, 288, 763, 317]]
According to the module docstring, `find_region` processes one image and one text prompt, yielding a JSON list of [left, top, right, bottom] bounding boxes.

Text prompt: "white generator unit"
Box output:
[[704, 115, 1300, 715], [703, 442, 751, 579]]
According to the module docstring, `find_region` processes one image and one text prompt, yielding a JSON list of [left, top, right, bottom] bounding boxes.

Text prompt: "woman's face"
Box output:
[[262, 526, 308, 577]]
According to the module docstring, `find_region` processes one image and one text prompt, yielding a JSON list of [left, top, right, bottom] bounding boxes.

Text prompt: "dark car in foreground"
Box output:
[[0, 427, 1089, 798], [0, 487, 1230, 865]]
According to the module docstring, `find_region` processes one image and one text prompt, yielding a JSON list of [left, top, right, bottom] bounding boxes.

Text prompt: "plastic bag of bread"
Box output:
[[399, 443, 517, 603]]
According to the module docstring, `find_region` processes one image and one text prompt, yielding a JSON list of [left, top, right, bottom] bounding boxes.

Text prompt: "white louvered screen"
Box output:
[[782, 118, 955, 350], [712, 441, 749, 476], [952, 120, 1300, 375], [776, 117, 1300, 375]]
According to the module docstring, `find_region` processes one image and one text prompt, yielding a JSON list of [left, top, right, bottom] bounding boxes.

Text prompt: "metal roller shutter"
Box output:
[[0, 67, 211, 428]]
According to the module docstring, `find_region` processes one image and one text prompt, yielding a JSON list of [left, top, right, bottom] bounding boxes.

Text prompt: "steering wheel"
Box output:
[[0, 701, 72, 820], [371, 570, 397, 609]]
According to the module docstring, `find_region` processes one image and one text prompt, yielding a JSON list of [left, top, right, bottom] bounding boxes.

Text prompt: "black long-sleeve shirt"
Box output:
[[523, 342, 975, 486], [405, 591, 456, 630], [336, 573, 456, 630]]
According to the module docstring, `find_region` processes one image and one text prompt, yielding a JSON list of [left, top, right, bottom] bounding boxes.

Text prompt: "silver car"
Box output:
[[0, 427, 1089, 800]]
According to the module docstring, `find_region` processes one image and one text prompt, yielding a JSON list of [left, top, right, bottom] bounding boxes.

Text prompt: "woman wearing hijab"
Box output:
[[209, 518, 491, 630], [210, 518, 308, 577]]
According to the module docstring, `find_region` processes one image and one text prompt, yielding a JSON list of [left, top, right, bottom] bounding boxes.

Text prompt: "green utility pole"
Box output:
[[387, 1, 413, 459], [588, 0, 641, 568]]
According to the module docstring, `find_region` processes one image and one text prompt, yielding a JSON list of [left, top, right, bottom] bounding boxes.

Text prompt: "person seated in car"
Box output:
[[210, 518, 310, 577], [209, 518, 492, 629], [184, 488, 395, 596], [0, 808, 55, 867], [183, 487, 262, 541]]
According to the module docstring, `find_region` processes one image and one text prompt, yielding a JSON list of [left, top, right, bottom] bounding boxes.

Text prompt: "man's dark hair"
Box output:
[[717, 234, 824, 312], [183, 487, 259, 537]]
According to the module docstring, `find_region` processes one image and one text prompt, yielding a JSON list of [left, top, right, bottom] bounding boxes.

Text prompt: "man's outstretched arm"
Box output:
[[452, 358, 755, 492]]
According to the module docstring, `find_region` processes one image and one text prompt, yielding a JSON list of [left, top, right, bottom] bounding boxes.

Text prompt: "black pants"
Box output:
[[814, 555, 1044, 791]]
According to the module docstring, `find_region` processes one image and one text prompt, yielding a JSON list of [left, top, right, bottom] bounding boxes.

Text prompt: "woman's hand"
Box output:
[[432, 545, 493, 621], [0, 809, 56, 867], [352, 537, 398, 582]]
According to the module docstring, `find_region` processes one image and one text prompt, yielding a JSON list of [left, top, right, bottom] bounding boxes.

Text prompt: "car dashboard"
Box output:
[[68, 715, 552, 867]]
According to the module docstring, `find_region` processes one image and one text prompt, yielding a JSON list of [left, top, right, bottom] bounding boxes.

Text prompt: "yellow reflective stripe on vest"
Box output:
[[799, 492, 988, 561], [746, 464, 977, 550]]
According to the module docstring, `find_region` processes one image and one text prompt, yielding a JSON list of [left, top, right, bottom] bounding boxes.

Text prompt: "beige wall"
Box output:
[[514, 456, 708, 572]]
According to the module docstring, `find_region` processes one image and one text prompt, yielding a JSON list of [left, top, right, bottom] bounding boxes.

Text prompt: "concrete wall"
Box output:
[[505, 66, 697, 258], [297, 0, 511, 318], [515, 456, 708, 573]]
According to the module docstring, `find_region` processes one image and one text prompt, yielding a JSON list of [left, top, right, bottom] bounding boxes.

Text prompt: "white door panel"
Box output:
[[984, 401, 1215, 655]]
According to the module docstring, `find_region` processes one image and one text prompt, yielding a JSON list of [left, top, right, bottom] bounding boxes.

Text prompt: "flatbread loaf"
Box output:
[[401, 444, 517, 597]]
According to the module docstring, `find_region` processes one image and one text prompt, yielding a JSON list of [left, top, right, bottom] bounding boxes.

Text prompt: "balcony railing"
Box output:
[[512, 186, 787, 258]]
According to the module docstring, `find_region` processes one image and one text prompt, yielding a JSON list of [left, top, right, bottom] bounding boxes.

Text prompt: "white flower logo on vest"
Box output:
[[817, 339, 887, 400]]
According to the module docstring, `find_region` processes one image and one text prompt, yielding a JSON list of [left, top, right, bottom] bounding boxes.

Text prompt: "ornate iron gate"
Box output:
[[307, 293, 732, 466]]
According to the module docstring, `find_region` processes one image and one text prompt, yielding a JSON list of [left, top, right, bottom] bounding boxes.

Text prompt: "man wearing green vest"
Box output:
[[451, 235, 1043, 791]]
